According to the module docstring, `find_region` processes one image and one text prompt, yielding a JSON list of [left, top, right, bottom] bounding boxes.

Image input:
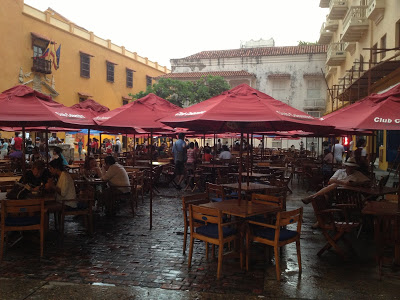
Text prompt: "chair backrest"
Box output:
[[311, 195, 335, 230], [277, 207, 303, 232], [206, 183, 226, 202], [182, 193, 209, 223], [189, 204, 222, 228], [251, 193, 284, 210], [1, 198, 45, 228]]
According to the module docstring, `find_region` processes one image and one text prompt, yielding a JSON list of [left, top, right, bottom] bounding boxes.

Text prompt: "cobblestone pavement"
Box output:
[[1, 176, 400, 299]]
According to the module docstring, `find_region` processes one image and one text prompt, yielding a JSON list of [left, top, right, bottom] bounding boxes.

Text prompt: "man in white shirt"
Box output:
[[302, 158, 370, 204], [218, 145, 232, 160], [115, 137, 122, 154], [332, 139, 345, 163]]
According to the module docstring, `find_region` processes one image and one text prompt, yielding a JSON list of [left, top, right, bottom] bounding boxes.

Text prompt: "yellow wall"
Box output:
[[0, 0, 169, 110]]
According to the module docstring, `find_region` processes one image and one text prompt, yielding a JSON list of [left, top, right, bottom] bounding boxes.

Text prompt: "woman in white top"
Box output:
[[218, 145, 232, 160]]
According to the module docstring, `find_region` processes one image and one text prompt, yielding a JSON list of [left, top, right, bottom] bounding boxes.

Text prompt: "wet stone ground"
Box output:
[[1, 179, 400, 299]]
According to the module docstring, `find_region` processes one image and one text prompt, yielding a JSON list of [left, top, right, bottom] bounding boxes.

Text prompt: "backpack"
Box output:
[[6, 182, 31, 200]]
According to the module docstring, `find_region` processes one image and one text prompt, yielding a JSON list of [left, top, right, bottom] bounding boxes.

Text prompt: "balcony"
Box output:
[[366, 0, 385, 24], [318, 23, 333, 45], [304, 98, 326, 109], [326, 66, 338, 77], [328, 0, 348, 20], [344, 42, 356, 55], [325, 17, 339, 31], [327, 43, 347, 66], [319, 0, 330, 8], [342, 6, 369, 42], [32, 57, 52, 74]]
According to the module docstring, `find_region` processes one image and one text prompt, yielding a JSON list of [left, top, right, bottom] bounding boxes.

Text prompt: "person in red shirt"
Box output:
[[91, 138, 99, 154], [13, 132, 23, 151], [105, 139, 113, 155], [203, 147, 212, 162]]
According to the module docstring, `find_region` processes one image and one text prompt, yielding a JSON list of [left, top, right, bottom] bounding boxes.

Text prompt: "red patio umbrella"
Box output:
[[0, 85, 96, 128], [320, 83, 400, 131], [94, 93, 181, 229], [160, 84, 333, 133], [70, 98, 110, 116]]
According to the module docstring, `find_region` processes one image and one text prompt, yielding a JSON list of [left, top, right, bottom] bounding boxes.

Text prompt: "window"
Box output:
[[380, 34, 386, 59], [126, 69, 134, 88], [80, 54, 90, 78], [271, 138, 282, 149], [33, 45, 44, 58], [271, 78, 290, 104], [107, 62, 115, 83], [146, 75, 152, 87], [79, 97, 86, 103], [307, 80, 321, 99], [305, 111, 322, 118], [122, 98, 129, 105]]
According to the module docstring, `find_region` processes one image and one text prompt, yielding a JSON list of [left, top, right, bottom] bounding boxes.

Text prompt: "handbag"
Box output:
[[6, 182, 31, 200]]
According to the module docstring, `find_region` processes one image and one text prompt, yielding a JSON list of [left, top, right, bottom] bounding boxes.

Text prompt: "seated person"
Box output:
[[101, 156, 131, 214], [29, 146, 43, 164], [19, 160, 50, 192], [82, 156, 102, 178], [51, 146, 69, 166], [302, 157, 370, 204], [46, 158, 77, 209], [203, 148, 212, 162], [218, 145, 232, 160]]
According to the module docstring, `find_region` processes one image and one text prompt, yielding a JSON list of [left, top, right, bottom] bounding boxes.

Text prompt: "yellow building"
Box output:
[[0, 0, 169, 110], [318, 0, 400, 170]]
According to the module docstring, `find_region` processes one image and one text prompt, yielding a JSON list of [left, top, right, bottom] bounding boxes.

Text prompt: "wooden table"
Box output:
[[231, 172, 272, 179], [362, 201, 400, 269], [66, 165, 81, 172], [0, 176, 21, 183], [201, 199, 280, 218], [221, 182, 276, 193]]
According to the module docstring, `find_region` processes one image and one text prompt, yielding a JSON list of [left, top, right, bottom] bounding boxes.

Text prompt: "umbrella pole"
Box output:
[[87, 128, 91, 157], [149, 130, 153, 230], [238, 130, 243, 206], [125, 133, 128, 153], [214, 132, 216, 159], [133, 133, 136, 167], [250, 133, 253, 175], [45, 129, 49, 167], [246, 132, 250, 186], [22, 125, 26, 175], [99, 132, 102, 167]]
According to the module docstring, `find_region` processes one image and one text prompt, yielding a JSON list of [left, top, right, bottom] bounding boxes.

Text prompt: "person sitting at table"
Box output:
[[82, 156, 102, 178], [46, 157, 77, 209], [322, 149, 335, 182], [218, 145, 231, 160], [19, 160, 51, 192], [302, 158, 370, 205], [203, 147, 212, 163], [51, 146, 69, 166], [100, 156, 131, 214], [29, 146, 43, 164]]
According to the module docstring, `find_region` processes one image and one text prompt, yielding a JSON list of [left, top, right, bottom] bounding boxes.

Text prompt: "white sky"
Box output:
[[24, 0, 328, 69]]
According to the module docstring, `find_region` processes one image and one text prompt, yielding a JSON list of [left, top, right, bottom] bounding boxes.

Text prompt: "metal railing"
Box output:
[[32, 57, 52, 74]]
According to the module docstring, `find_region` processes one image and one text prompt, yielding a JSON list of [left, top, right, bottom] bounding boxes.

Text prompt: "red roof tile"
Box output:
[[158, 71, 254, 79], [177, 45, 327, 60]]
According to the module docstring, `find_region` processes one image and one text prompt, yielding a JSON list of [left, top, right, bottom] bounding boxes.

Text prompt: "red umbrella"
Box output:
[[0, 85, 96, 128], [94, 93, 180, 131], [71, 98, 110, 117], [320, 83, 400, 130], [94, 93, 181, 230], [160, 84, 333, 133]]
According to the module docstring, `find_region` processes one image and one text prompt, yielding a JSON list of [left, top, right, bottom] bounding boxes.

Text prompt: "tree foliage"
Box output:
[[129, 75, 230, 107]]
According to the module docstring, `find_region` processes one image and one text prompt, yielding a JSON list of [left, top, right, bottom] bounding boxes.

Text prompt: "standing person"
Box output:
[[310, 142, 315, 157], [91, 138, 99, 155], [77, 138, 83, 160], [186, 142, 196, 171], [11, 132, 22, 152], [172, 132, 186, 190], [299, 140, 304, 151], [346, 139, 354, 162], [332, 139, 345, 164], [0, 138, 8, 159], [105, 139, 113, 155], [115, 137, 122, 154], [354, 138, 369, 175], [217, 139, 222, 153]]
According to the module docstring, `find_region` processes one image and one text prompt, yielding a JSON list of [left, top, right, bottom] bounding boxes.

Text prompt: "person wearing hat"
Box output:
[[302, 157, 370, 205]]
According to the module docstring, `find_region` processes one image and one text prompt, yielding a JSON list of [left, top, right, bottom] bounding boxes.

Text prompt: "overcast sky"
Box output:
[[24, 0, 328, 69]]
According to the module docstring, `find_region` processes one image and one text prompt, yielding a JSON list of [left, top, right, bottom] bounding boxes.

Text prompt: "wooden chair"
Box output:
[[206, 183, 226, 202], [59, 188, 95, 237], [1, 198, 46, 260], [132, 171, 144, 205], [251, 193, 284, 210], [311, 195, 360, 258], [181, 193, 209, 254], [188, 204, 242, 279], [246, 207, 303, 281]]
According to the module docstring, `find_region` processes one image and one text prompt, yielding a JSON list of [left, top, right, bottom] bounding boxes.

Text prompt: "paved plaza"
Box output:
[[1, 176, 400, 299]]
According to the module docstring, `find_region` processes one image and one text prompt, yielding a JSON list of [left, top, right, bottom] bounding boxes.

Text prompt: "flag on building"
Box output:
[[55, 45, 61, 70], [40, 41, 59, 70]]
